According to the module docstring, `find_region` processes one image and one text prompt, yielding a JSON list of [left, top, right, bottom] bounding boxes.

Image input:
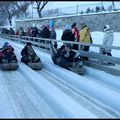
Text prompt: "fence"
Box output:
[[0, 34, 120, 75]]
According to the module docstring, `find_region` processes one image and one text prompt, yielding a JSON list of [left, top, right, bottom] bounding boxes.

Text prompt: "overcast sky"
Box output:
[[43, 1, 102, 10]]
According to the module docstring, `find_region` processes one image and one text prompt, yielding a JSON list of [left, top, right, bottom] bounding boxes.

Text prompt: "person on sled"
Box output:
[[1, 45, 17, 63], [52, 44, 83, 69], [21, 42, 40, 64]]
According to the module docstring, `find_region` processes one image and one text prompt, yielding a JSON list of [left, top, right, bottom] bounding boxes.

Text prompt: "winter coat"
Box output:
[[79, 26, 92, 43], [19, 29, 25, 36], [39, 26, 51, 39], [50, 31, 56, 39], [2, 47, 17, 63], [72, 27, 80, 42], [31, 27, 38, 37], [61, 29, 75, 42], [21, 46, 36, 57], [102, 29, 114, 53], [21, 46, 39, 63]]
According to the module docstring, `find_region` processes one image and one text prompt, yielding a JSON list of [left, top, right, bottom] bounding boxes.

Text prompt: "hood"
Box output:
[[65, 24, 71, 30], [104, 29, 113, 33], [104, 25, 113, 33]]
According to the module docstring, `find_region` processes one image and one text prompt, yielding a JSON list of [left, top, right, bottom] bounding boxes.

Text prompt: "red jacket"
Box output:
[[72, 27, 80, 42]]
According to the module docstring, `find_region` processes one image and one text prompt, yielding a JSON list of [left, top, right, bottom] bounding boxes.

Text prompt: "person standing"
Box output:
[[101, 25, 114, 56], [50, 27, 57, 49], [79, 22, 92, 61], [71, 22, 80, 50], [61, 24, 75, 49]]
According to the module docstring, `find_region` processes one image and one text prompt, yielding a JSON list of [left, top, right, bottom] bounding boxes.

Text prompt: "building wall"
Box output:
[[15, 11, 120, 32]]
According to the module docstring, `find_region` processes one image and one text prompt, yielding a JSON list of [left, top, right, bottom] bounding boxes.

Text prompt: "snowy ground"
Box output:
[[0, 30, 120, 118]]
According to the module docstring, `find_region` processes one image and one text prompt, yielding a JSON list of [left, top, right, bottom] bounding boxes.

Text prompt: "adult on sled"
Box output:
[[0, 42, 18, 70], [21, 42, 41, 70], [50, 42, 85, 75]]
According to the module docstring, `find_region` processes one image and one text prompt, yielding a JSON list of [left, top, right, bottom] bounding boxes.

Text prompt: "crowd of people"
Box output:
[[0, 21, 114, 68]]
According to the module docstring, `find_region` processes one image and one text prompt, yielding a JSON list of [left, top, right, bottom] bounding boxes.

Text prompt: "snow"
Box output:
[[0, 30, 120, 118]]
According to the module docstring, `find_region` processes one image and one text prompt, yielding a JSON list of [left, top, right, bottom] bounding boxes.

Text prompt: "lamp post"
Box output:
[[32, 3, 33, 19]]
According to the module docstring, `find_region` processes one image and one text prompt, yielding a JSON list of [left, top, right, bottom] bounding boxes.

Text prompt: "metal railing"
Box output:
[[0, 34, 120, 75], [0, 34, 120, 64]]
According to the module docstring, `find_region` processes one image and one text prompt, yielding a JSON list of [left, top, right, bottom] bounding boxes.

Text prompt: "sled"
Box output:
[[50, 41, 85, 75], [27, 62, 42, 70], [0, 63, 19, 71], [68, 66, 85, 75]]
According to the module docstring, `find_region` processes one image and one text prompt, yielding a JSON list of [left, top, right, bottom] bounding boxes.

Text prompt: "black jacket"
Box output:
[[39, 27, 51, 39], [61, 30, 75, 42], [21, 46, 28, 56]]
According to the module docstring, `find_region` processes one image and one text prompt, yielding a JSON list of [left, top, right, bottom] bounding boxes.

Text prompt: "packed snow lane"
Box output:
[[38, 68, 116, 118], [19, 62, 98, 118], [0, 70, 17, 118], [0, 68, 59, 118], [0, 37, 120, 118], [42, 62, 120, 117], [0, 39, 98, 118]]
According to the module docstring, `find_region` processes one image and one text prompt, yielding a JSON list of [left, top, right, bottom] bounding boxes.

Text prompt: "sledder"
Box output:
[[50, 41, 85, 75], [0, 43, 18, 70], [21, 42, 42, 70]]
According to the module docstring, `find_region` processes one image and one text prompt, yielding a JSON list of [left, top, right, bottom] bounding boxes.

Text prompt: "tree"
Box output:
[[101, 6, 105, 11], [0, 1, 30, 25], [95, 6, 101, 12], [86, 7, 91, 13], [35, 1, 48, 18], [80, 10, 84, 14]]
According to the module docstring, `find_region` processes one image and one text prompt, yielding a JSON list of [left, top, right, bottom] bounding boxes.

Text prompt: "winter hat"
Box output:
[[104, 25, 110, 31], [80, 22, 87, 28], [3, 42, 9, 47], [71, 23, 76, 28], [65, 24, 71, 30]]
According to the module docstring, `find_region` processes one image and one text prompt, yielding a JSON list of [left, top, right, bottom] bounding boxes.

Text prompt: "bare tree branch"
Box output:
[[0, 1, 31, 25], [35, 1, 48, 18]]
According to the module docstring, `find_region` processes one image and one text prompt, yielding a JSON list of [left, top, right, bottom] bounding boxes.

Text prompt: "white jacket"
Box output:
[[102, 29, 114, 53]]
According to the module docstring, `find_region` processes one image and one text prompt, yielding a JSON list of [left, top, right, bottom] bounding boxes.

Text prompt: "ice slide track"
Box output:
[[0, 67, 58, 118], [36, 65, 120, 118], [37, 68, 119, 118], [0, 38, 120, 117]]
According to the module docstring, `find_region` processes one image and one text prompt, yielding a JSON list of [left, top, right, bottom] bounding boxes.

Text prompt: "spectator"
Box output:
[[101, 25, 114, 56], [9, 27, 15, 35], [39, 25, 51, 49], [71, 22, 80, 50], [50, 27, 57, 49], [61, 24, 75, 49], [79, 22, 93, 61], [19, 27, 25, 36]]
